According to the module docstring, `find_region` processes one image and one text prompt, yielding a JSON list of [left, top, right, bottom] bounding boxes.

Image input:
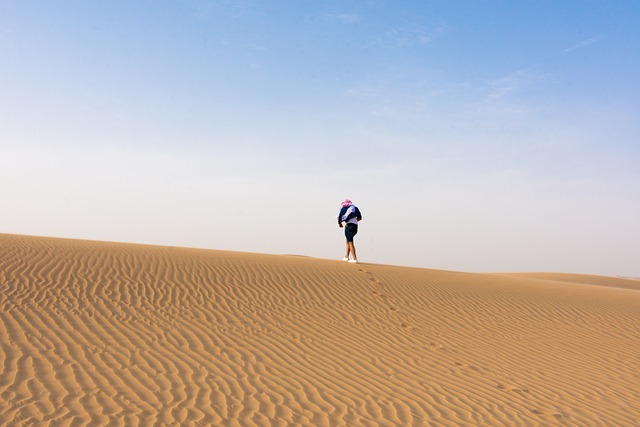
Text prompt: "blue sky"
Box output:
[[1, 1, 639, 276]]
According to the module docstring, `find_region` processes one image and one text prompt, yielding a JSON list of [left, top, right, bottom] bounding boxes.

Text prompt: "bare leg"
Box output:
[[345, 242, 351, 260], [348, 242, 357, 261]]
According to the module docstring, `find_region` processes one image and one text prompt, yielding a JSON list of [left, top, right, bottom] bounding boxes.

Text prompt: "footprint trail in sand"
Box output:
[[1, 234, 639, 426]]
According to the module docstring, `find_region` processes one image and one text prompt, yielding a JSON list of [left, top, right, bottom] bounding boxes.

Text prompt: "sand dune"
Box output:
[[496, 272, 640, 291], [1, 234, 638, 426]]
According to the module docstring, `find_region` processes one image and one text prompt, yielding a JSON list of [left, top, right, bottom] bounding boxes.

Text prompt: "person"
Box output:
[[337, 199, 362, 263]]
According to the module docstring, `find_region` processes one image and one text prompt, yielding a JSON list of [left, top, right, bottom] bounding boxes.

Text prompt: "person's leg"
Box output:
[[344, 242, 351, 260], [344, 225, 353, 260], [343, 223, 359, 261], [348, 241, 357, 261], [344, 223, 358, 262]]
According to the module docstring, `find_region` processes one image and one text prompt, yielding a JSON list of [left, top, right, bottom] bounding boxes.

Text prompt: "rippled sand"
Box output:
[[1, 234, 638, 426]]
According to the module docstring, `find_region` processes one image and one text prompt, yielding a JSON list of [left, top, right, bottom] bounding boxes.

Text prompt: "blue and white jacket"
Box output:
[[337, 205, 362, 225]]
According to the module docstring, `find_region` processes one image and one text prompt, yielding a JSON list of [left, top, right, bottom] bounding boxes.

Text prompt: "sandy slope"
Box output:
[[1, 234, 638, 426], [496, 272, 640, 291]]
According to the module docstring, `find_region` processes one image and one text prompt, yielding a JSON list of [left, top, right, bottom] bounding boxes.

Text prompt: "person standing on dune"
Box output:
[[337, 199, 362, 263]]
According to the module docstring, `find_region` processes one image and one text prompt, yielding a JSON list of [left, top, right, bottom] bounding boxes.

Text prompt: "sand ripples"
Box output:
[[1, 234, 639, 426]]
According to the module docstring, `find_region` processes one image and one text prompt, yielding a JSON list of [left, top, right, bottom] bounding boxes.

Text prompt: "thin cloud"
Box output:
[[486, 69, 535, 100], [191, 0, 250, 19], [325, 13, 363, 24], [374, 24, 448, 48], [564, 36, 601, 52], [458, 69, 540, 121]]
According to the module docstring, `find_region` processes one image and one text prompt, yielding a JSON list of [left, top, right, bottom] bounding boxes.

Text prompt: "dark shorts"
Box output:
[[344, 223, 358, 242]]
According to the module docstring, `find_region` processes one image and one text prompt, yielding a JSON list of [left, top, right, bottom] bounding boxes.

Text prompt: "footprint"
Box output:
[[454, 361, 481, 372], [497, 384, 529, 393], [531, 409, 563, 419]]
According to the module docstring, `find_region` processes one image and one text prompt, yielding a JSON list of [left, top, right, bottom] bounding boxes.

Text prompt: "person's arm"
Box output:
[[337, 207, 346, 227]]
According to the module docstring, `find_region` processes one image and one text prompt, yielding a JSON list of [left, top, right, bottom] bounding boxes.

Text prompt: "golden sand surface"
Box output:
[[1, 233, 638, 426]]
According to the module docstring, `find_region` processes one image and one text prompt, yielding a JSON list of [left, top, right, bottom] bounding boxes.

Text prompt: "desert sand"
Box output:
[[0, 233, 638, 426]]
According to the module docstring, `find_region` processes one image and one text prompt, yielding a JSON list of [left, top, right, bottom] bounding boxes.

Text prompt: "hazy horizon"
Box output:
[[1, 1, 639, 276]]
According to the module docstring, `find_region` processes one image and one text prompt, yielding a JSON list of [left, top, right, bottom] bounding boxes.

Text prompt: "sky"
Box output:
[[1, 1, 639, 276]]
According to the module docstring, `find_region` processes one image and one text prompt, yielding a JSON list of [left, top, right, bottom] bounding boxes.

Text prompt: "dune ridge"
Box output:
[[1, 233, 639, 426]]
